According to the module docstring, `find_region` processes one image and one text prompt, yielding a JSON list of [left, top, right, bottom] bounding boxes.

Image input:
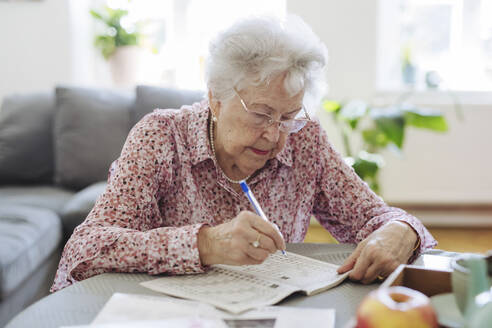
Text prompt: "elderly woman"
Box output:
[[51, 15, 436, 292]]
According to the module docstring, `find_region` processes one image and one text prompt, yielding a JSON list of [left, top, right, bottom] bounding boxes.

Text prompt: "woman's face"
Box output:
[[210, 73, 304, 179]]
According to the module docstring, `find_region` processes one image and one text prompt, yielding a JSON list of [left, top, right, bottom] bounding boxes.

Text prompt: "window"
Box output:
[[378, 0, 492, 92], [101, 0, 286, 90]]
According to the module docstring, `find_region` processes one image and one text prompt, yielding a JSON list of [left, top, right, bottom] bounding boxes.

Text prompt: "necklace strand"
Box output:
[[209, 113, 252, 184]]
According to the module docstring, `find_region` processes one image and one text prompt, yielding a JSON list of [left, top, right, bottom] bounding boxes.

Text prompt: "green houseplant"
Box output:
[[90, 6, 142, 60], [322, 99, 449, 194]]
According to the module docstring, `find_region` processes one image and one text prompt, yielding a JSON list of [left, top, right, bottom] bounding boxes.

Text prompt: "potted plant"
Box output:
[[90, 6, 144, 86], [322, 99, 449, 194]]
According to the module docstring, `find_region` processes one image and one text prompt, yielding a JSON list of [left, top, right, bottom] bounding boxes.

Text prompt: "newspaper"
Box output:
[[141, 251, 349, 313], [63, 292, 335, 328]]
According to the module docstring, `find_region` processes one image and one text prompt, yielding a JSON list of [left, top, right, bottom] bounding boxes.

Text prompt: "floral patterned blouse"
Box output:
[[51, 100, 436, 292]]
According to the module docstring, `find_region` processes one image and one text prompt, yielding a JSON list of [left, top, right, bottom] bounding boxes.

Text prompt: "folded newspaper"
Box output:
[[141, 251, 349, 313]]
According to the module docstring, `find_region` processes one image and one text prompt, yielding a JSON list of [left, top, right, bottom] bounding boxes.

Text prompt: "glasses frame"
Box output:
[[233, 89, 311, 134]]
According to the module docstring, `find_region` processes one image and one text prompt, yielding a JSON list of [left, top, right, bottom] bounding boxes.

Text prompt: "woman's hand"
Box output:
[[337, 221, 418, 284], [197, 211, 286, 266]]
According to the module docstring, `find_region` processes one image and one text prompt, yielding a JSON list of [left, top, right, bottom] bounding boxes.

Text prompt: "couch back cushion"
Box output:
[[133, 85, 204, 125], [54, 86, 133, 190], [0, 92, 55, 184]]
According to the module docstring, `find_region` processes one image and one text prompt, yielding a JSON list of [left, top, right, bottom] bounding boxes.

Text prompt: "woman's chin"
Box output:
[[240, 160, 268, 176]]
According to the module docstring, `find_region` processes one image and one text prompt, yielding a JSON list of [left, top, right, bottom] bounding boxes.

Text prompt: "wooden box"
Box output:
[[381, 264, 452, 296], [381, 254, 453, 296]]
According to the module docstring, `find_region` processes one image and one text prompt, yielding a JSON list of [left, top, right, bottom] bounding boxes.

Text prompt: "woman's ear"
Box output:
[[208, 90, 221, 117]]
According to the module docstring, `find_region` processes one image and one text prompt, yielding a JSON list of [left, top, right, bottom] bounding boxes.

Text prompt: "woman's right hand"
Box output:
[[197, 211, 286, 266]]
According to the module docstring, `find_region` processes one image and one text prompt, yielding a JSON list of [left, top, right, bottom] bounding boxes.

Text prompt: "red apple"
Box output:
[[356, 286, 438, 328]]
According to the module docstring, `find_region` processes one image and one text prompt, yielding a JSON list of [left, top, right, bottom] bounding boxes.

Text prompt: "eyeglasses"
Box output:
[[234, 89, 311, 134]]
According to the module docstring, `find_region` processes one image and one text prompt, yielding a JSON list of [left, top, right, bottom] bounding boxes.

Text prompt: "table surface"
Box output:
[[5, 243, 458, 328]]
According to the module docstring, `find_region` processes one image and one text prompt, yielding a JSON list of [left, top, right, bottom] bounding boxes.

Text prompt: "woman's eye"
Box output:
[[252, 113, 269, 120]]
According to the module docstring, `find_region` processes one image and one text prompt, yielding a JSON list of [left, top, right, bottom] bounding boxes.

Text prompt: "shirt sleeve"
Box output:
[[51, 112, 207, 292], [311, 124, 437, 261]]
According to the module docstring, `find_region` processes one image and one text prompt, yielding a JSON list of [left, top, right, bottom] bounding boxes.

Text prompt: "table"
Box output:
[[5, 243, 458, 328]]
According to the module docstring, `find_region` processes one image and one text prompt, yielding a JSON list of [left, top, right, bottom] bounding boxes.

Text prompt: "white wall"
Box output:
[[0, 0, 72, 101], [287, 0, 379, 101], [287, 0, 492, 205], [0, 0, 490, 205]]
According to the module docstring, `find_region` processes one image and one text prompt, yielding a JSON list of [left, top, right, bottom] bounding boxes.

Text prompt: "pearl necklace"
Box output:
[[209, 113, 252, 184]]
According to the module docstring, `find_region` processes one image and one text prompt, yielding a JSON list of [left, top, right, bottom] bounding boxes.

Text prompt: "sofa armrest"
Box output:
[[60, 181, 107, 241]]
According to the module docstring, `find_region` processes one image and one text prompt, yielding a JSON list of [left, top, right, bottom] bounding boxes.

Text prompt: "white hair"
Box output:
[[205, 15, 328, 115]]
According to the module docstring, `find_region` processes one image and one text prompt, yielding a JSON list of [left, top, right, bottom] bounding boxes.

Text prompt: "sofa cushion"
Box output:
[[0, 92, 55, 184], [54, 86, 134, 190], [0, 185, 74, 215], [60, 181, 107, 241], [133, 85, 204, 125], [0, 205, 62, 300]]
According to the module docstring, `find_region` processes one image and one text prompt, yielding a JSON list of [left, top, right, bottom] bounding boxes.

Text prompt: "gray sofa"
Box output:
[[0, 85, 204, 327]]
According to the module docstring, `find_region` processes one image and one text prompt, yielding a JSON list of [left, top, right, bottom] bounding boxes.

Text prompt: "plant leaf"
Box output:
[[352, 157, 379, 179], [371, 107, 405, 149], [94, 35, 116, 59], [322, 100, 341, 113], [403, 106, 448, 132], [90, 10, 104, 21], [350, 151, 384, 194], [90, 5, 144, 60], [339, 100, 367, 129], [362, 128, 389, 149]]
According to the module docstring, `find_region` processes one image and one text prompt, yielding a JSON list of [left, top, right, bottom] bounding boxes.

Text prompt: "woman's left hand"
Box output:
[[337, 221, 418, 284]]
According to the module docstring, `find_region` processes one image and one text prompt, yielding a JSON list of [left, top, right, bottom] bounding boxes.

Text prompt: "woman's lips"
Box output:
[[250, 147, 270, 156]]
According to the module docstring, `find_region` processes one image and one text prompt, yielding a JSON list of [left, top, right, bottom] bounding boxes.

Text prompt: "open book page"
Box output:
[[141, 251, 348, 313], [140, 266, 298, 313], [218, 251, 349, 295], [87, 293, 335, 328]]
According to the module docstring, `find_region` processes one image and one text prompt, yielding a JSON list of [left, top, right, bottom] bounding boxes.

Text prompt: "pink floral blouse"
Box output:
[[51, 100, 436, 292]]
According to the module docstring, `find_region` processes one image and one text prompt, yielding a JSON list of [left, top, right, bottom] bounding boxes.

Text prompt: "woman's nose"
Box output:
[[262, 122, 281, 143]]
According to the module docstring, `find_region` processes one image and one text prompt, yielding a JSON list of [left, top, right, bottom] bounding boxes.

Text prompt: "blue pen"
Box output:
[[239, 180, 287, 256]]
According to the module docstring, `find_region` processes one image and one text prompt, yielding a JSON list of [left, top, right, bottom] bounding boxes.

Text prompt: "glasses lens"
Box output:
[[247, 112, 271, 127], [280, 119, 308, 133]]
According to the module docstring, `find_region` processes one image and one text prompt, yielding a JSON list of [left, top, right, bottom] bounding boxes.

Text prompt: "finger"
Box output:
[[378, 258, 400, 278], [247, 214, 285, 251], [361, 262, 381, 284], [338, 252, 358, 274], [245, 244, 270, 262], [337, 259, 356, 274], [232, 248, 263, 266], [349, 250, 373, 281], [272, 223, 286, 249], [338, 243, 364, 273], [251, 231, 277, 253], [243, 257, 264, 265], [241, 225, 277, 253], [227, 238, 263, 266]]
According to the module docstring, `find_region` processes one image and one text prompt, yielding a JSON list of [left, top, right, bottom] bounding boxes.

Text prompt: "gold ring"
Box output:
[[377, 275, 385, 282], [252, 234, 261, 248]]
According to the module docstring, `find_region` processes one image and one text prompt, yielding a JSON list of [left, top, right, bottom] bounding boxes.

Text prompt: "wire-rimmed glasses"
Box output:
[[234, 89, 311, 134]]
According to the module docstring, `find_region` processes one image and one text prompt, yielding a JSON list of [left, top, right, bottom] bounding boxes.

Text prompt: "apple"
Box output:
[[356, 286, 438, 328]]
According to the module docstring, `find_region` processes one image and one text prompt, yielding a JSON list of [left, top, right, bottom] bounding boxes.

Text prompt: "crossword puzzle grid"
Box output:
[[144, 267, 293, 305], [226, 252, 339, 287]]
